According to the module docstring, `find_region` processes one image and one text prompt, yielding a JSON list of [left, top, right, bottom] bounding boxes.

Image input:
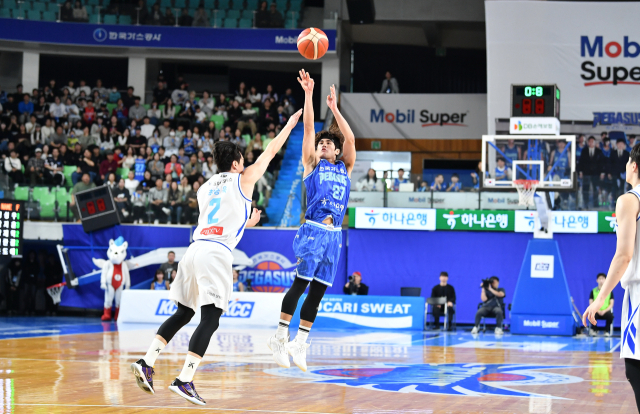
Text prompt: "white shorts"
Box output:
[[168, 240, 233, 313]]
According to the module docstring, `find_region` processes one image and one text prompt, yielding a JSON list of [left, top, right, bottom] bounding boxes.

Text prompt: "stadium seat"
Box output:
[[103, 14, 117, 24], [230, 0, 243, 10], [54, 188, 70, 220], [212, 9, 225, 18], [14, 186, 30, 201], [245, 0, 257, 9], [32, 187, 50, 202], [39, 193, 56, 219], [13, 9, 25, 18], [0, 9, 10, 17], [238, 17, 251, 28], [87, 0, 99, 5], [225, 8, 239, 18], [118, 14, 131, 24], [28, 9, 41, 19], [116, 167, 130, 179], [210, 16, 222, 26], [63, 165, 76, 188], [174, 105, 181, 113], [3, 0, 16, 9], [241, 9, 252, 19], [32, 2, 46, 12], [289, 0, 301, 11], [210, 114, 224, 131], [285, 17, 296, 29], [223, 17, 236, 27], [174, 0, 186, 8], [42, 10, 56, 20], [89, 13, 100, 23], [160, 0, 171, 8], [203, 0, 214, 9], [216, 0, 229, 9], [275, 0, 286, 11]]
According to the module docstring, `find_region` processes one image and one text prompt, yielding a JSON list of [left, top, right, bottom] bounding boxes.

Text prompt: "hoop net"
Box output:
[[46, 282, 66, 305], [513, 180, 540, 207]]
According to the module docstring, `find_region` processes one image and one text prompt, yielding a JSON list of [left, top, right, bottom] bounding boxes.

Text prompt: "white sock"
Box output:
[[143, 338, 166, 367], [276, 319, 290, 341], [296, 326, 310, 343], [177, 354, 202, 383]]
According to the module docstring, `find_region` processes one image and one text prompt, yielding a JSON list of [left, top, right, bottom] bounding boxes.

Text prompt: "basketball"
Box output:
[[297, 27, 329, 60]]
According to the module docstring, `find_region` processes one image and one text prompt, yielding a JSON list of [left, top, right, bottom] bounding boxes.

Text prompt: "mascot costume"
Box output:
[[93, 236, 131, 321]]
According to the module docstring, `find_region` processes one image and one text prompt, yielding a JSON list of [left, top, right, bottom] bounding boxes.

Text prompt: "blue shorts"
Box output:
[[293, 221, 342, 287]]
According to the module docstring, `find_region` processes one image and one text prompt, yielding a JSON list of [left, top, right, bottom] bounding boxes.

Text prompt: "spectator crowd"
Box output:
[[0, 75, 297, 225]]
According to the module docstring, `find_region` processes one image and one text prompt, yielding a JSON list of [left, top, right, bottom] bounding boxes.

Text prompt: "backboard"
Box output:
[[481, 135, 576, 191]]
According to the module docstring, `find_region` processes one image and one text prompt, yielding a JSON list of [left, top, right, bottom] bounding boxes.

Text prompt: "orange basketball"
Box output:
[[297, 27, 329, 60]]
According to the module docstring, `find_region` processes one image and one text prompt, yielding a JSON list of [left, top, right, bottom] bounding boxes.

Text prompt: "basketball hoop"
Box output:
[[46, 282, 66, 305], [513, 179, 540, 207]]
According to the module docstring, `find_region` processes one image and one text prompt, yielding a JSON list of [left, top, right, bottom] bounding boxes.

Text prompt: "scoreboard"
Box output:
[[75, 185, 120, 233], [0, 200, 23, 257], [510, 84, 560, 118]]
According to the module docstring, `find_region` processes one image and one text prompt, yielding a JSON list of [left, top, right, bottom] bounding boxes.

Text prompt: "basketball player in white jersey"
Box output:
[[583, 144, 640, 411], [130, 109, 302, 405]]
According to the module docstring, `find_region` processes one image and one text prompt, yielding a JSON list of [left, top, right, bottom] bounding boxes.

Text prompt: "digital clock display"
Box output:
[[511, 84, 560, 118]]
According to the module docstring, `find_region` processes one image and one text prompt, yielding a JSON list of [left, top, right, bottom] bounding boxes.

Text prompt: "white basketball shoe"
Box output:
[[267, 335, 290, 368], [286, 337, 310, 372]]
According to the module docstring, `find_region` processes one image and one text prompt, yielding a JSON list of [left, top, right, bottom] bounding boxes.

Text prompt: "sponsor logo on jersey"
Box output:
[[238, 251, 297, 292], [155, 299, 178, 316], [221, 299, 255, 318], [264, 363, 584, 398], [201, 226, 224, 236]]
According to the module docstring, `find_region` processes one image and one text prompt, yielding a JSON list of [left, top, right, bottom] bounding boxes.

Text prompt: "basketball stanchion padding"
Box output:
[[46, 282, 66, 305], [513, 179, 539, 207]]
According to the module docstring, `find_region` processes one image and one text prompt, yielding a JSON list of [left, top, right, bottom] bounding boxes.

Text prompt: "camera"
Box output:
[[481, 278, 491, 289], [348, 275, 354, 282]]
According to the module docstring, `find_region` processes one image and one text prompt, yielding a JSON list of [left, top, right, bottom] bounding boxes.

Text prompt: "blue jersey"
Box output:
[[153, 281, 167, 290], [134, 158, 146, 181], [304, 159, 350, 225], [554, 150, 570, 178], [504, 145, 519, 166]]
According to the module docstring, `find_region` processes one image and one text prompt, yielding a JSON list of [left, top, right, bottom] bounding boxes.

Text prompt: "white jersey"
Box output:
[[192, 172, 251, 251], [620, 185, 640, 359]]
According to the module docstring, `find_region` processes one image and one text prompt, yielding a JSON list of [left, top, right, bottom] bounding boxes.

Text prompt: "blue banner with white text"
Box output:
[[0, 18, 336, 52]]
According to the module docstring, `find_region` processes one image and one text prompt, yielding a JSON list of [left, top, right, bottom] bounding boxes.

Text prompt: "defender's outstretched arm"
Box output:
[[326, 84, 356, 176], [298, 69, 317, 177]]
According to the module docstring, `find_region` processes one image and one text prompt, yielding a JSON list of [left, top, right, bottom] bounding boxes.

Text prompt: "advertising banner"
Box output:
[[387, 192, 479, 210], [354, 207, 436, 231], [340, 93, 487, 139], [598, 211, 617, 233], [348, 192, 384, 208], [289, 294, 425, 330], [514, 211, 598, 233], [486, 1, 640, 132], [436, 209, 514, 232], [118, 290, 284, 327], [0, 18, 336, 52]]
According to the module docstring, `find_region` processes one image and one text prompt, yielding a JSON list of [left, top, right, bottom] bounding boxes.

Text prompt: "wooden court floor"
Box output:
[[0, 318, 636, 414]]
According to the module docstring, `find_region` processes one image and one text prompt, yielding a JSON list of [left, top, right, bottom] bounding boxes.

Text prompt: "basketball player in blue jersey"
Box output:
[[130, 109, 302, 405], [267, 69, 356, 372]]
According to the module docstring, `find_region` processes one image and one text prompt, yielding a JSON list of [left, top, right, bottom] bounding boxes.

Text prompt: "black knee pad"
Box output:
[[157, 302, 195, 343], [188, 304, 223, 357], [300, 280, 327, 323], [281, 277, 309, 316]]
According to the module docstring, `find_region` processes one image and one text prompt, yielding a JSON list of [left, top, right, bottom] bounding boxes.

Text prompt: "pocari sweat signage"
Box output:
[[290, 294, 425, 330]]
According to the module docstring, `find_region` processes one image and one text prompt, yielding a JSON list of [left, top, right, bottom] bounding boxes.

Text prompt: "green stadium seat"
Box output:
[[188, 7, 197, 15], [54, 188, 70, 217], [106, 102, 117, 113], [28, 10, 41, 19], [13, 9, 25, 18], [63, 165, 76, 188], [42, 10, 56, 20], [32, 2, 46, 11], [210, 114, 224, 131], [275, 0, 286, 11], [87, 0, 98, 5], [116, 167, 130, 179], [39, 193, 56, 219], [217, 0, 229, 9], [285, 17, 297, 28], [225, 8, 238, 18], [289, 0, 301, 11], [174, 104, 181, 113], [13, 186, 29, 201], [203, 0, 213, 8], [118, 14, 131, 24], [160, 0, 171, 8], [238, 17, 251, 28], [174, 0, 185, 8], [3, 0, 16, 9], [245, 0, 257, 9], [0, 9, 10, 17], [103, 14, 117, 24], [89, 13, 100, 23], [241, 9, 252, 19], [32, 187, 50, 201], [230, 0, 242, 10], [212, 8, 225, 18], [210, 16, 222, 26]]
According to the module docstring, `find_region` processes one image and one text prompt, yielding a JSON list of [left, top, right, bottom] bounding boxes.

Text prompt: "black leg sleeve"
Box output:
[[156, 302, 195, 343], [188, 304, 223, 357], [300, 280, 328, 323], [281, 277, 309, 316], [626, 358, 640, 413]]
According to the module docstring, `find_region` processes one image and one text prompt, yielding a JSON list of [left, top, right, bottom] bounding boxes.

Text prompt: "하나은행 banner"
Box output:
[[436, 209, 514, 231]]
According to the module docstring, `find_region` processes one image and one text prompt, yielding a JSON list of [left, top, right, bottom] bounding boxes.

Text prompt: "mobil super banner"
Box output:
[[340, 93, 487, 139], [290, 295, 425, 330]]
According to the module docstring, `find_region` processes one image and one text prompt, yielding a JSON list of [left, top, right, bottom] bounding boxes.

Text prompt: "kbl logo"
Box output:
[[221, 301, 255, 318], [155, 299, 178, 316], [535, 263, 550, 271]]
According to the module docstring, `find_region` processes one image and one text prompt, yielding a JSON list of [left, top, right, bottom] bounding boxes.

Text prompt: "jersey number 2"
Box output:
[[332, 185, 345, 200], [207, 198, 221, 224]]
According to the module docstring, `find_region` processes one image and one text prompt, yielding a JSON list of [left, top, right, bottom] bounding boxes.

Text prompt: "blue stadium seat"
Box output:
[[118, 14, 131, 24], [103, 13, 117, 23], [174, 0, 186, 8], [42, 10, 56, 20], [28, 9, 41, 19], [222, 17, 236, 27], [245, 0, 257, 9], [216, 0, 229, 9], [241, 9, 252, 18], [238, 17, 251, 27], [230, 0, 243, 10], [203, 0, 213, 8], [225, 8, 238, 18]]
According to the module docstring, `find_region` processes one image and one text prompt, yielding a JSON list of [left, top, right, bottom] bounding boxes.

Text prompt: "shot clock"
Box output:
[[0, 200, 23, 257], [510, 84, 560, 118], [75, 185, 120, 233]]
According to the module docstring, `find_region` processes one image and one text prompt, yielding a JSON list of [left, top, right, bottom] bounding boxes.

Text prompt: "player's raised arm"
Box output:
[[327, 84, 356, 176], [583, 193, 638, 326], [241, 109, 302, 194], [298, 69, 317, 177]]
